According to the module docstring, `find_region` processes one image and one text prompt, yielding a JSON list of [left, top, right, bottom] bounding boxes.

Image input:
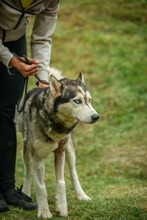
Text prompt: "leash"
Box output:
[[7, 53, 49, 112]]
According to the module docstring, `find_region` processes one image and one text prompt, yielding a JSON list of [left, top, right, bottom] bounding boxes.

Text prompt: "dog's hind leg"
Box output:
[[66, 135, 91, 201], [54, 142, 68, 217], [32, 158, 52, 219], [22, 141, 32, 197]]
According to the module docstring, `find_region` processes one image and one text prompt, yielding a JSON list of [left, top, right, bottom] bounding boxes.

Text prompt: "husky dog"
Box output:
[[17, 69, 99, 219]]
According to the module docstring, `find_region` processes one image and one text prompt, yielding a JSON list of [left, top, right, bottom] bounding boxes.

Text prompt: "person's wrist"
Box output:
[[9, 56, 19, 68]]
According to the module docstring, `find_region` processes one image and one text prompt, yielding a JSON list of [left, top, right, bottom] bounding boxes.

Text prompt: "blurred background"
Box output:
[[2, 0, 147, 219]]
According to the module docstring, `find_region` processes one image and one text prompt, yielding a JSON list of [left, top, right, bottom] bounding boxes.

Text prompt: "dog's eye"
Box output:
[[73, 99, 82, 104]]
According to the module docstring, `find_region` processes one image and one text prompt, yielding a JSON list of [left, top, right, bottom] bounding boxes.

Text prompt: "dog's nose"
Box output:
[[91, 114, 100, 122]]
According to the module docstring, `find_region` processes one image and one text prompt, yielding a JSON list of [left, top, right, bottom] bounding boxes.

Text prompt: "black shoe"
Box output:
[[0, 193, 9, 212], [2, 188, 36, 210]]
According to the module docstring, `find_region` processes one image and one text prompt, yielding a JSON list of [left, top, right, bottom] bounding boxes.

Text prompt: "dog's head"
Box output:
[[49, 73, 100, 124]]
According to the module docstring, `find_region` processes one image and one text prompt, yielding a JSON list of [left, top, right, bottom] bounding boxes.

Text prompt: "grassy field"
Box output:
[[1, 0, 147, 219]]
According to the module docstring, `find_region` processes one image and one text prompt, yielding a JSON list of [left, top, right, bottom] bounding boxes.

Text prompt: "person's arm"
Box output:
[[0, 39, 14, 67], [0, 39, 39, 77], [30, 1, 59, 87]]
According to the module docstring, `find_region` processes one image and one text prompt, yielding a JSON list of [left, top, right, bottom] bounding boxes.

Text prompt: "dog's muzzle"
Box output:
[[91, 113, 100, 123]]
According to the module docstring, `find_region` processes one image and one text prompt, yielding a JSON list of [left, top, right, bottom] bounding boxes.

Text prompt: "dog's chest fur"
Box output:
[[27, 122, 68, 159]]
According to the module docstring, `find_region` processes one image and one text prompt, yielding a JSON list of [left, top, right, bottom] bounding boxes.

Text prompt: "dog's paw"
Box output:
[[56, 206, 68, 217], [77, 194, 92, 201], [38, 210, 53, 219]]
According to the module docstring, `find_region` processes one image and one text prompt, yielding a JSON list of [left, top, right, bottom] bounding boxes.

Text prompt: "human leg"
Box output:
[[0, 35, 36, 211], [0, 35, 26, 193]]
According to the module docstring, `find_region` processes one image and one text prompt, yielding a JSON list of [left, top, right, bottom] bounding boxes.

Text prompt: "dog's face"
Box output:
[[50, 73, 100, 124]]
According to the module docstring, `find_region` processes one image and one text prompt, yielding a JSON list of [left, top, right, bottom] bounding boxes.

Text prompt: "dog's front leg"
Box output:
[[66, 136, 91, 201], [54, 148, 68, 217], [33, 159, 52, 219]]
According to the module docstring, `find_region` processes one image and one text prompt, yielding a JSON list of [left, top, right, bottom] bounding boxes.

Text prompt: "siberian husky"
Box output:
[[17, 68, 99, 218]]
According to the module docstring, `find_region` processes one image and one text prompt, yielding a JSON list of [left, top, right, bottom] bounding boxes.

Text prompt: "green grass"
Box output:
[[1, 0, 147, 219]]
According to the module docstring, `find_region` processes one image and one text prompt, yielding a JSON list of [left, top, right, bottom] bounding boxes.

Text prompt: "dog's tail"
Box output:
[[49, 67, 64, 81]]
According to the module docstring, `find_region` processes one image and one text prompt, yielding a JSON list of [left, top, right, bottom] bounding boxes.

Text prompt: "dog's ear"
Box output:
[[50, 75, 62, 97], [76, 72, 85, 84]]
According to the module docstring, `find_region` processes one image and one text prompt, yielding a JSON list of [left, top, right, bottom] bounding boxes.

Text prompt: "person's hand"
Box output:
[[38, 81, 49, 88], [9, 56, 39, 77]]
